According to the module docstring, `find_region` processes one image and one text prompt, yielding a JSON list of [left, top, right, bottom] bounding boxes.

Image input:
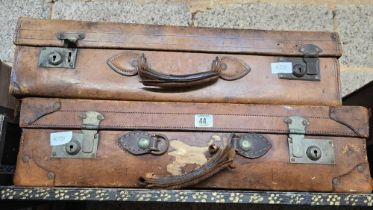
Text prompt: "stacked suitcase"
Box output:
[[9, 17, 372, 192]]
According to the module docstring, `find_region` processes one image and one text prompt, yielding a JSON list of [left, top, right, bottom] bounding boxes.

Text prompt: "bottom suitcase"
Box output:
[[14, 98, 372, 192]]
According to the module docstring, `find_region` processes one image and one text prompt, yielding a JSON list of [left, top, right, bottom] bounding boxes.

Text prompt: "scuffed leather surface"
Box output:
[[12, 47, 341, 106], [15, 17, 342, 57], [139, 145, 235, 189], [20, 98, 368, 138], [14, 130, 371, 192]]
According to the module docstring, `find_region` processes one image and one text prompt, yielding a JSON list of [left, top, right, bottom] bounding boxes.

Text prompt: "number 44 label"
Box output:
[[195, 114, 213, 128]]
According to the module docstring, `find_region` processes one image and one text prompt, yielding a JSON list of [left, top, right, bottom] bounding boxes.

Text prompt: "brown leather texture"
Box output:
[[11, 47, 341, 106], [11, 17, 342, 106], [15, 17, 342, 56], [14, 98, 372, 192], [0, 61, 19, 123]]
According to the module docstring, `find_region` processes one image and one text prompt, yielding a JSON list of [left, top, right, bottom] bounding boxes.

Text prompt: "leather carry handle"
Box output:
[[138, 54, 222, 88], [138, 144, 236, 189], [107, 52, 251, 88]]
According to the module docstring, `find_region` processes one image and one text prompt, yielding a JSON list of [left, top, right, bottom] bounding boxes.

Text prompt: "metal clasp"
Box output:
[[51, 111, 104, 159], [285, 116, 335, 165], [38, 32, 85, 69], [278, 44, 321, 81]]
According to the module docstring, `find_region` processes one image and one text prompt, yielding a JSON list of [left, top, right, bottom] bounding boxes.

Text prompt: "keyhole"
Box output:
[[306, 145, 322, 161], [65, 140, 81, 155], [48, 51, 63, 65], [68, 52, 72, 63], [292, 64, 306, 77]]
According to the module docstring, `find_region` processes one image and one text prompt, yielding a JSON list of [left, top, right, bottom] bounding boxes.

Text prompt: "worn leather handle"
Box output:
[[138, 144, 236, 189], [137, 54, 223, 88], [107, 52, 251, 88]]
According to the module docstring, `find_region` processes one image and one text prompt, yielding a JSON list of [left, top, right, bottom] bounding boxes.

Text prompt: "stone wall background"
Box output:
[[1, 0, 372, 96]]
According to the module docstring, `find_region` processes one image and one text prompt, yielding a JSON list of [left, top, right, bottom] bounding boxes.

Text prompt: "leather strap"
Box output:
[[138, 144, 236, 189]]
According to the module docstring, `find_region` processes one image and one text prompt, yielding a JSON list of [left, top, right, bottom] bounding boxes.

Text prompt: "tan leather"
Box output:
[[11, 17, 342, 106], [139, 145, 236, 189], [14, 98, 372, 192], [19, 98, 369, 138], [11, 47, 341, 105], [15, 17, 342, 56]]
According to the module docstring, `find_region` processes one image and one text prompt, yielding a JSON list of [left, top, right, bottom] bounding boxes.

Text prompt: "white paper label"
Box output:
[[50, 131, 73, 146], [271, 62, 293, 74], [195, 114, 213, 128]]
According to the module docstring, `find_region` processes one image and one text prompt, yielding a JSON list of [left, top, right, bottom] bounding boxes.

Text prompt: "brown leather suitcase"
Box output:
[[14, 98, 372, 192], [11, 17, 342, 106]]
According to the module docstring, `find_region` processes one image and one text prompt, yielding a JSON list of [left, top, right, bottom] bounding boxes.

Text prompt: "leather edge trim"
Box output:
[[20, 99, 62, 126], [329, 106, 369, 138]]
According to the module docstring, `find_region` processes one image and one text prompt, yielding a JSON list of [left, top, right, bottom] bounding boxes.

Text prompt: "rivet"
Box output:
[[80, 113, 87, 119], [239, 139, 252, 151], [22, 155, 30, 163], [47, 172, 55, 180], [284, 118, 292, 124], [53, 102, 60, 109], [332, 178, 340, 185], [137, 137, 150, 150], [97, 115, 104, 120], [357, 165, 364, 172], [291, 157, 295, 162], [220, 63, 228, 70]]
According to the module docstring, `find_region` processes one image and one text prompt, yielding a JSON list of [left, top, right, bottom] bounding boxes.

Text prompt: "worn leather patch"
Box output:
[[107, 52, 139, 76], [219, 56, 251, 81]]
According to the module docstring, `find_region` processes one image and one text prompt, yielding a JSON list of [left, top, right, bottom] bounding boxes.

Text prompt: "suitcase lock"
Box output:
[[118, 131, 169, 155], [51, 111, 104, 159], [285, 116, 335, 165], [277, 44, 321, 81], [38, 32, 85, 69]]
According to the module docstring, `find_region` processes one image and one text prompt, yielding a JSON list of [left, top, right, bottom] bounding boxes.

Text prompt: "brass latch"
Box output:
[[51, 111, 104, 159], [38, 32, 85, 69], [285, 116, 335, 165], [278, 44, 321, 81]]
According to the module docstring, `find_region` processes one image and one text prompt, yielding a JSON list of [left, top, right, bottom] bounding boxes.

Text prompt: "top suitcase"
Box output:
[[11, 17, 342, 106]]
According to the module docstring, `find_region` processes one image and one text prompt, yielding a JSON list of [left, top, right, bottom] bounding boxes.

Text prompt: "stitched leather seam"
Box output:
[[17, 28, 338, 42], [16, 38, 341, 52], [57, 110, 329, 119], [109, 54, 135, 73], [26, 124, 356, 136]]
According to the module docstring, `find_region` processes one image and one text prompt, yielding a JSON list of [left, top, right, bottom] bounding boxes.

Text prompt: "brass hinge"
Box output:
[[278, 44, 321, 81], [51, 111, 104, 159], [38, 32, 85, 69], [285, 116, 335, 165]]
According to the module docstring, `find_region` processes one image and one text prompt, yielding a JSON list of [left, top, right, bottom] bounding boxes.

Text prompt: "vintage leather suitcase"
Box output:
[[14, 98, 372, 192], [11, 17, 342, 106]]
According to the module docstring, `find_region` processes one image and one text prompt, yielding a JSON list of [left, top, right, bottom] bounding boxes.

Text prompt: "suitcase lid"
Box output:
[[20, 98, 368, 138], [15, 17, 342, 57]]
